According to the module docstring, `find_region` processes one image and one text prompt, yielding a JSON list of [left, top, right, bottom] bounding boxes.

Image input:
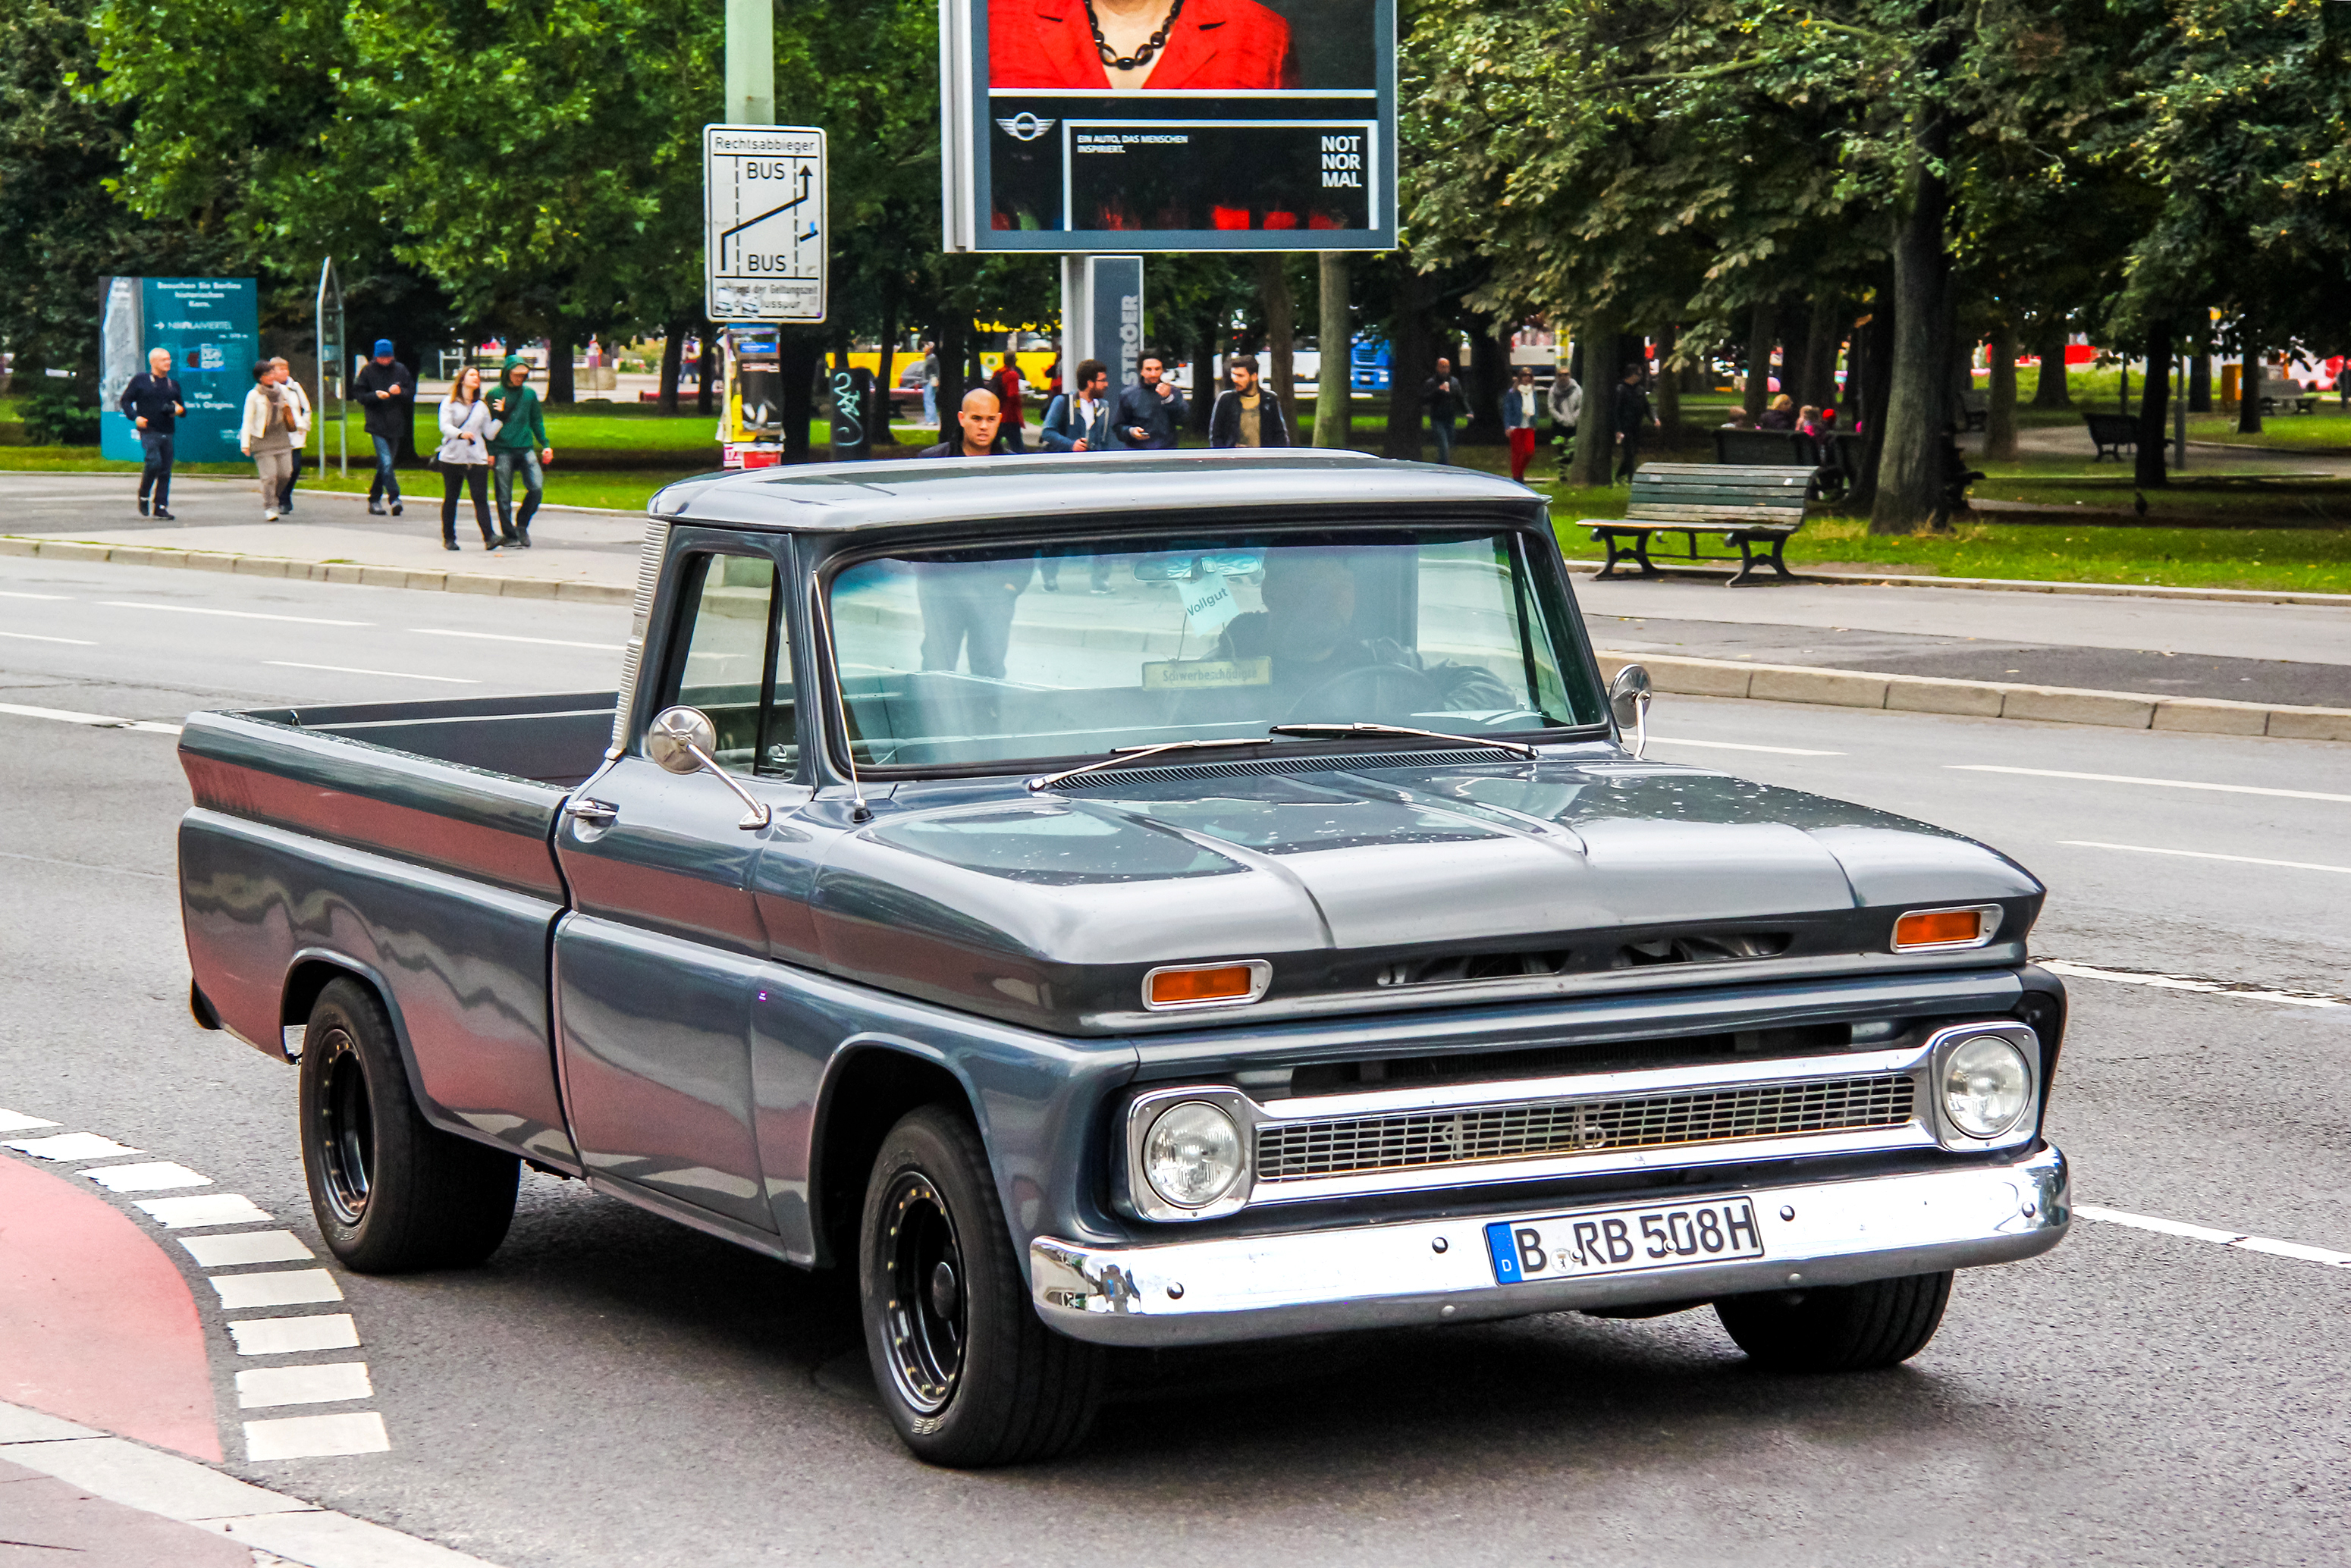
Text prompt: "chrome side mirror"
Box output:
[[1608, 664, 1653, 760], [647, 706, 772, 830]]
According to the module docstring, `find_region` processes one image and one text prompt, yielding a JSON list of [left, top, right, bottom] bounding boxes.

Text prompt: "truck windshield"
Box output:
[[826, 527, 1604, 770]]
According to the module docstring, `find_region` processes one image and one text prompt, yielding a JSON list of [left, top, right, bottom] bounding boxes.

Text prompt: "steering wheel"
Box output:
[[1282, 662, 1442, 723]]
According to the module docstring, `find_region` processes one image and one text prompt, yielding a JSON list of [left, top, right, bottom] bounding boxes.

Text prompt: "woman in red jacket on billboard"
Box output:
[[991, 0, 1300, 91]]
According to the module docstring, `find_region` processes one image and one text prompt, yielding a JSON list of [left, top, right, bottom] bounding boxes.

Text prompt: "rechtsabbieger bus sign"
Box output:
[[939, 0, 1395, 252], [705, 125, 828, 323]]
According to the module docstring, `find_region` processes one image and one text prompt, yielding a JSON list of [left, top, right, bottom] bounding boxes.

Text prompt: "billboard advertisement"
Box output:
[[99, 277, 259, 464], [941, 0, 1395, 252]]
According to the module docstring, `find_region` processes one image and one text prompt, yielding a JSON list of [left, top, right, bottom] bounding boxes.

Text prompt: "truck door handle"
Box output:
[[565, 798, 619, 826]]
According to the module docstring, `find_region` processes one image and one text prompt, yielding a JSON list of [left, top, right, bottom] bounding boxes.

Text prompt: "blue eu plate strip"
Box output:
[[1484, 1221, 1523, 1284]]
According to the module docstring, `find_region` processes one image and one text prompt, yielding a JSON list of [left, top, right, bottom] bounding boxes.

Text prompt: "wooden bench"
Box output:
[[1712, 428, 1813, 466], [2256, 382, 2318, 416], [1957, 388, 1989, 431], [2083, 410, 2137, 461], [1584, 465, 1814, 588]]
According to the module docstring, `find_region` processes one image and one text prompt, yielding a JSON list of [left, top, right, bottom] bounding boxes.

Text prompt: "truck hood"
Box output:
[[805, 757, 2043, 1033]]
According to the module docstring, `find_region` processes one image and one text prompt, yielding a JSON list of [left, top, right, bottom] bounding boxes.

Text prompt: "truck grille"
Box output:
[[1254, 1073, 1916, 1183]]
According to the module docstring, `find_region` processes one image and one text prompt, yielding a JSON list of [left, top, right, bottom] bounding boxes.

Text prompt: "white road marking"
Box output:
[[3, 1132, 144, 1161], [240, 1411, 391, 1461], [83, 1161, 212, 1191], [99, 600, 369, 627], [410, 627, 626, 650], [0, 1109, 61, 1133], [136, 1193, 272, 1228], [235, 1362, 373, 1409], [180, 1230, 315, 1268], [264, 660, 479, 684], [1951, 764, 2351, 804], [209, 1269, 344, 1309], [0, 701, 182, 734], [228, 1315, 360, 1356], [1647, 735, 1846, 756], [2060, 840, 2351, 876], [2040, 958, 2343, 1008], [2079, 1205, 2351, 1268], [0, 590, 72, 599], [0, 629, 96, 644]]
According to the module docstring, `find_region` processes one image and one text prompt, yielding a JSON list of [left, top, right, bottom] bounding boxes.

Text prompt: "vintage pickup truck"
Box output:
[[178, 450, 2068, 1466]]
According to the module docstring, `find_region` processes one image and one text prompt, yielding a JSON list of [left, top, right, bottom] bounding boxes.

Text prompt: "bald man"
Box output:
[[119, 347, 185, 517], [919, 387, 1011, 459]]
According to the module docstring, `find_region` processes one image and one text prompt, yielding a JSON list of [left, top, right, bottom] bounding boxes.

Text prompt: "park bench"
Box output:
[[1957, 388, 1989, 431], [1715, 425, 1854, 502], [1584, 464, 1814, 588], [2083, 410, 2138, 461], [2256, 381, 2318, 416]]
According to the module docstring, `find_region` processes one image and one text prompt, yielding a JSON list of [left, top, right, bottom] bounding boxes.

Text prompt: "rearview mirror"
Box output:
[[646, 706, 772, 829], [1608, 665, 1653, 759]]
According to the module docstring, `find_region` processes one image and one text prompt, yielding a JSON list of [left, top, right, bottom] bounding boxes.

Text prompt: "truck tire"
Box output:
[[858, 1105, 1101, 1466], [1714, 1270, 1954, 1372], [299, 977, 519, 1273]]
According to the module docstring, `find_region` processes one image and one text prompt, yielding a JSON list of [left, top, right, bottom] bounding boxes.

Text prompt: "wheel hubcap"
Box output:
[[315, 1028, 374, 1227], [879, 1174, 965, 1416]]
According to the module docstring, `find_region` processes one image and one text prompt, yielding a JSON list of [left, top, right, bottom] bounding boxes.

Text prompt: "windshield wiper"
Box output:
[[1025, 737, 1284, 792], [1267, 722, 1541, 760]]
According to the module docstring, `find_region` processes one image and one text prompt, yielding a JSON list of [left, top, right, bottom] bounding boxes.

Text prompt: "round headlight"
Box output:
[[1944, 1035, 2031, 1138], [1142, 1101, 1245, 1209]]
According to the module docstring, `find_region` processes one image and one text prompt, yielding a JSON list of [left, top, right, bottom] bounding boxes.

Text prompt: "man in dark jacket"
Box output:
[[1039, 359, 1110, 452], [352, 340, 411, 516], [1209, 356, 1292, 448], [1614, 362, 1656, 483], [919, 387, 1013, 458], [1113, 351, 1187, 449], [118, 347, 185, 518], [1420, 358, 1461, 463]]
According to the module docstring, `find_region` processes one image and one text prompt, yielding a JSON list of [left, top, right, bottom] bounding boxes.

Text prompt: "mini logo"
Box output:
[[996, 113, 1057, 142]]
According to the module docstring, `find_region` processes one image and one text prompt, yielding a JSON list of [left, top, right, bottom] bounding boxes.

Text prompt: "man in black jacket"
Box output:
[[1420, 357, 1461, 463], [1113, 351, 1187, 449], [353, 340, 411, 516], [1209, 356, 1292, 448], [119, 347, 185, 518], [1614, 362, 1656, 483]]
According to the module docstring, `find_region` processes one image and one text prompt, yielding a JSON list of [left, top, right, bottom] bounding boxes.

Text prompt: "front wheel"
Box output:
[[858, 1106, 1101, 1466], [1714, 1271, 1954, 1372]]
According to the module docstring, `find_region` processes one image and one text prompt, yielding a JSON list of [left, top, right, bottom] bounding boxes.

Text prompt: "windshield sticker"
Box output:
[[1181, 574, 1244, 632], [1142, 657, 1273, 691]]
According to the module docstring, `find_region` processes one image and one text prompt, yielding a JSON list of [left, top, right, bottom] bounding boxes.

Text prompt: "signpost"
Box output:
[[703, 124, 829, 325], [97, 277, 258, 465]]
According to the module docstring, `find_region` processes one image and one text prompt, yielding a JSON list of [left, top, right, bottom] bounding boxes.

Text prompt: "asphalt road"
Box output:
[[2, 558, 2346, 1566]]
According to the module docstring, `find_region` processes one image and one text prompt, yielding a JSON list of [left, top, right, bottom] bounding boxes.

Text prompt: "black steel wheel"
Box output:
[[298, 977, 519, 1273], [858, 1106, 1101, 1466], [1715, 1270, 1954, 1372]]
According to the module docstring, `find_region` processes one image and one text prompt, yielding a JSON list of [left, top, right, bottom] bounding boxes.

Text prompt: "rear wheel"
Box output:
[[858, 1106, 1101, 1466], [1715, 1271, 1954, 1372], [299, 977, 519, 1272]]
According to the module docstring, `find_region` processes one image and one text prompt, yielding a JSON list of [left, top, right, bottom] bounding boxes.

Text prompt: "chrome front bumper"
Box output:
[[1031, 1145, 2068, 1347]]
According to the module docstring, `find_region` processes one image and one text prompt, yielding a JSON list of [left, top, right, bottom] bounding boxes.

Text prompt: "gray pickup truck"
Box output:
[[178, 451, 2068, 1466]]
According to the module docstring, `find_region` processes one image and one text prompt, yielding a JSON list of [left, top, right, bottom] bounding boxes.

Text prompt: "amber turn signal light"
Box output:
[[1893, 908, 1989, 950], [1144, 962, 1269, 1009]]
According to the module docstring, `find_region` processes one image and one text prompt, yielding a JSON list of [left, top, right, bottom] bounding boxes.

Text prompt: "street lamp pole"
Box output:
[[725, 0, 774, 125]]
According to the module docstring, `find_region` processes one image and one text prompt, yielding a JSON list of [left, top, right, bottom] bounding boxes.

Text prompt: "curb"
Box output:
[[0, 535, 629, 607], [1592, 650, 2351, 742], [1560, 559, 2351, 609]]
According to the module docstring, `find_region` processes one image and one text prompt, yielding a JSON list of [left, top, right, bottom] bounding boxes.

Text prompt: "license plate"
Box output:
[[1485, 1197, 1765, 1284]]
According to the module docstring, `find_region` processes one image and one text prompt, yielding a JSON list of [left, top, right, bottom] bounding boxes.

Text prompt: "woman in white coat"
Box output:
[[437, 366, 501, 550]]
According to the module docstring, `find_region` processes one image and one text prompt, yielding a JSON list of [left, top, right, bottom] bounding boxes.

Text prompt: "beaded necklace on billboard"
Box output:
[[1087, 0, 1185, 71]]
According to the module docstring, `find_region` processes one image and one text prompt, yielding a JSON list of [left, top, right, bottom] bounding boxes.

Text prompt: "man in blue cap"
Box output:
[[353, 340, 412, 516]]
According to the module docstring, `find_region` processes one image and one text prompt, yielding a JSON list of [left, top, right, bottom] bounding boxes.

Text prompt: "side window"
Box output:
[[663, 552, 797, 777]]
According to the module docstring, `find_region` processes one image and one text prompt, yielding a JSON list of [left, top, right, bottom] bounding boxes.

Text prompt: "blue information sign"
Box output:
[[99, 277, 259, 464]]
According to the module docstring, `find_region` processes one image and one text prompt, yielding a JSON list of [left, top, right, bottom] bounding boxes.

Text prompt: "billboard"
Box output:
[[941, 0, 1395, 252], [99, 278, 259, 464]]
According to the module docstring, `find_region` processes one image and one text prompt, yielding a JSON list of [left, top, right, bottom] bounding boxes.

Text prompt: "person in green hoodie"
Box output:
[[485, 353, 554, 547]]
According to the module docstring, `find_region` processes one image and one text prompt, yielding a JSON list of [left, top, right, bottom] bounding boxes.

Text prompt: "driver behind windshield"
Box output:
[[1212, 550, 1513, 713]]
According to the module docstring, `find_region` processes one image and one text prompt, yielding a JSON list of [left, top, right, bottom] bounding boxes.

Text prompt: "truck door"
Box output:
[[552, 535, 810, 1238]]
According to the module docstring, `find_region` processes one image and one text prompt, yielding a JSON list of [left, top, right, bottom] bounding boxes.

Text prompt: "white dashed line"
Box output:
[[240, 1411, 391, 1461], [0, 1109, 61, 1133], [4, 1132, 144, 1161], [228, 1316, 360, 1356], [0, 629, 96, 644], [1646, 735, 1846, 756], [84, 1161, 212, 1191], [2041, 958, 2344, 1008], [410, 627, 626, 650], [0, 701, 182, 735], [264, 660, 480, 684], [2079, 1205, 2351, 1268], [135, 1193, 273, 1228], [1950, 764, 2351, 804], [98, 600, 370, 627], [0, 589, 72, 599], [209, 1269, 345, 1310], [178, 1230, 315, 1268], [235, 1362, 374, 1409], [2059, 840, 2351, 877]]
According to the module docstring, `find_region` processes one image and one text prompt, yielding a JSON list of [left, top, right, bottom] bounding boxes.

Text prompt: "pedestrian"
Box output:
[[1209, 355, 1292, 448], [1503, 365, 1541, 481], [484, 353, 552, 548], [1549, 367, 1582, 438], [267, 358, 312, 515], [1040, 359, 1112, 452], [991, 345, 1028, 453], [353, 339, 411, 517], [119, 346, 184, 519], [435, 365, 501, 551], [1113, 350, 1187, 449], [1420, 356, 1461, 463], [919, 386, 1013, 458], [1758, 393, 1797, 431], [920, 342, 940, 428], [1614, 362, 1656, 484], [239, 359, 301, 521]]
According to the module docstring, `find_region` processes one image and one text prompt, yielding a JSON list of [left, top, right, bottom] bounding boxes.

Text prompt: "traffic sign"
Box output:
[[704, 124, 827, 323]]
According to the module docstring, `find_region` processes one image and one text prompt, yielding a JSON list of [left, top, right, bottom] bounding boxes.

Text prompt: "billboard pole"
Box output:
[[724, 0, 774, 124]]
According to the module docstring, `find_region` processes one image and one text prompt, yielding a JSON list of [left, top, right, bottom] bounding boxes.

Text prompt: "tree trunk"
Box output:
[[874, 277, 901, 446], [2031, 315, 2071, 407], [658, 319, 685, 416], [1314, 253, 1351, 447], [1655, 324, 1681, 441], [937, 317, 968, 408], [1568, 312, 1617, 488], [2135, 326, 2174, 489], [1848, 281, 1896, 514], [1984, 315, 2018, 463], [548, 329, 576, 404], [695, 326, 717, 418], [2188, 349, 2211, 413], [2238, 331, 2262, 434], [1869, 92, 1957, 535], [1464, 319, 1510, 444], [1380, 271, 1433, 459], [1191, 329, 1215, 435], [780, 328, 819, 463], [1800, 300, 1839, 409], [1254, 254, 1298, 438], [1742, 303, 1776, 422], [966, 323, 986, 397]]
